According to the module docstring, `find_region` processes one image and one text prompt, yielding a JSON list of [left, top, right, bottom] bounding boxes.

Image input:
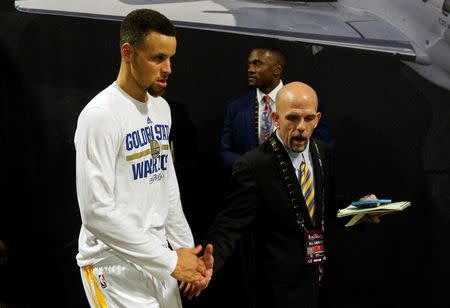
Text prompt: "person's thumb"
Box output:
[[192, 244, 203, 255]]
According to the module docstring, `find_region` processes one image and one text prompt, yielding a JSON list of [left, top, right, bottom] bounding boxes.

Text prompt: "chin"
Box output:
[[248, 79, 258, 86], [290, 144, 305, 153], [148, 87, 165, 97]]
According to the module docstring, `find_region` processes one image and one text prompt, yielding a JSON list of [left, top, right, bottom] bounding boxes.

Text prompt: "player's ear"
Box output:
[[121, 42, 133, 62]]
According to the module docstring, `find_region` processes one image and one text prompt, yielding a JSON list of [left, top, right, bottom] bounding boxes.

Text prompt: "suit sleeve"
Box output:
[[205, 158, 259, 272], [220, 101, 242, 169]]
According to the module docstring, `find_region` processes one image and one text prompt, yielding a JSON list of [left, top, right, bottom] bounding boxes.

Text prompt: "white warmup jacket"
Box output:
[[74, 82, 194, 282]]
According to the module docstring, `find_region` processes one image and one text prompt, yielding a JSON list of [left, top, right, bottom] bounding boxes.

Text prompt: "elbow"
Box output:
[[79, 201, 111, 233]]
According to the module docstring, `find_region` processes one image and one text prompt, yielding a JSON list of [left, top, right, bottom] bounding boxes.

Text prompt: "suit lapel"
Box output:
[[247, 89, 258, 149], [271, 134, 315, 230]]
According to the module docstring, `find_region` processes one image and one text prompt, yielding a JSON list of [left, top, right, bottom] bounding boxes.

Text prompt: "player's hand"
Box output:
[[171, 245, 206, 282], [180, 244, 214, 299]]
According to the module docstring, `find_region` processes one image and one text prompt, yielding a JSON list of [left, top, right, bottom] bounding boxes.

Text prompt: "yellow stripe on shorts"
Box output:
[[83, 265, 107, 308]]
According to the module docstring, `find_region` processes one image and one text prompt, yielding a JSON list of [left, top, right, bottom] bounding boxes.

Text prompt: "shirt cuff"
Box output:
[[166, 248, 178, 276]]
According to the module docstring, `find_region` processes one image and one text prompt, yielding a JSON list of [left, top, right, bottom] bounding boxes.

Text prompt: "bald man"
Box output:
[[199, 82, 335, 307]]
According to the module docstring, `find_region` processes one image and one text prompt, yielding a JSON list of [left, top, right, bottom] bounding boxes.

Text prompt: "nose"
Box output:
[[248, 64, 255, 74], [297, 118, 306, 132], [162, 58, 172, 75]]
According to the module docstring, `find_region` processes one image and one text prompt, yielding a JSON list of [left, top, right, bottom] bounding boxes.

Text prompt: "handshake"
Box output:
[[171, 244, 214, 299]]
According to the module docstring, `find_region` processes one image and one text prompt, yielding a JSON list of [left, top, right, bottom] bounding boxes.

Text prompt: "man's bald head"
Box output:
[[272, 82, 321, 152], [275, 81, 318, 114]]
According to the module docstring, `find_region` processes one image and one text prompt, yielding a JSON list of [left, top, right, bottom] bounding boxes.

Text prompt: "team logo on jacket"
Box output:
[[150, 139, 161, 159], [98, 274, 108, 288], [126, 124, 169, 180]]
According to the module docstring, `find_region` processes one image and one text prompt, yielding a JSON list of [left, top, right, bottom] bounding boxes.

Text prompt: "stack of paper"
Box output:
[[337, 201, 411, 227]]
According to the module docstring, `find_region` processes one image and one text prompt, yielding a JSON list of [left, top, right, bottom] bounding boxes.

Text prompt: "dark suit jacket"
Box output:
[[220, 88, 335, 169], [207, 135, 336, 308]]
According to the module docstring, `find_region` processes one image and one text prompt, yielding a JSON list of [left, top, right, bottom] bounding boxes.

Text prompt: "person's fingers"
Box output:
[[202, 244, 214, 269], [193, 276, 210, 289], [205, 244, 213, 255], [185, 284, 200, 300], [189, 287, 200, 300], [360, 194, 377, 201], [205, 268, 213, 278], [180, 281, 186, 290], [194, 288, 202, 298], [180, 281, 190, 294], [181, 282, 203, 300], [197, 259, 206, 275], [366, 214, 381, 223], [192, 245, 203, 255], [187, 290, 196, 300], [182, 282, 192, 296], [194, 269, 212, 289]]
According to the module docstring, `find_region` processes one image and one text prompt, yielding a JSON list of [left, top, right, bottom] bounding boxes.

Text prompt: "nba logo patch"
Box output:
[[98, 274, 108, 288]]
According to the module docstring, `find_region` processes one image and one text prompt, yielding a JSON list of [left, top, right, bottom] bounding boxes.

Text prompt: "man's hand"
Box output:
[[359, 194, 381, 223], [359, 194, 377, 202], [180, 244, 214, 299], [171, 245, 206, 282]]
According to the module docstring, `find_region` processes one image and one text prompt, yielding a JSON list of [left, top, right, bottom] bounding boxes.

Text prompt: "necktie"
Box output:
[[300, 155, 315, 222], [259, 95, 272, 144]]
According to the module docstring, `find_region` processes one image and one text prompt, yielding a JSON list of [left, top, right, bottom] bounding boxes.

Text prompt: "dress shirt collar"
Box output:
[[275, 130, 311, 171], [256, 80, 283, 105]]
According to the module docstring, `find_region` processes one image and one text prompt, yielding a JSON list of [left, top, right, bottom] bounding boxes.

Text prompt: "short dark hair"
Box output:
[[251, 46, 286, 68], [120, 9, 176, 47]]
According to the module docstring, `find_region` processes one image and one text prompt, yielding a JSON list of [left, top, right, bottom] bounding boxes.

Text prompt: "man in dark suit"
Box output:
[[181, 82, 381, 307], [207, 81, 336, 307], [217, 46, 334, 307], [220, 47, 334, 171]]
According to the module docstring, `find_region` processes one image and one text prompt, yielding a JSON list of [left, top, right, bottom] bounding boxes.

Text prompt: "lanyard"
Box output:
[[269, 135, 325, 232]]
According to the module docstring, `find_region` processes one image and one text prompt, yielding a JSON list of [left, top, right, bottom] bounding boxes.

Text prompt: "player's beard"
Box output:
[[148, 85, 165, 97]]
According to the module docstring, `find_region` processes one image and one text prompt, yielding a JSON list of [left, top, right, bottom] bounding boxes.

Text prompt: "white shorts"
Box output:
[[80, 253, 182, 308]]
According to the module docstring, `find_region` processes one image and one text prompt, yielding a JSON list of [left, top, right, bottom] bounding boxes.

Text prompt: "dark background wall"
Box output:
[[0, 1, 448, 307]]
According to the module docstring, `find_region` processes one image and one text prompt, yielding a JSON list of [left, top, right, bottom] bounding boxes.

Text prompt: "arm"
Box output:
[[163, 141, 210, 280], [205, 158, 259, 272], [75, 107, 203, 282], [181, 158, 259, 299]]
